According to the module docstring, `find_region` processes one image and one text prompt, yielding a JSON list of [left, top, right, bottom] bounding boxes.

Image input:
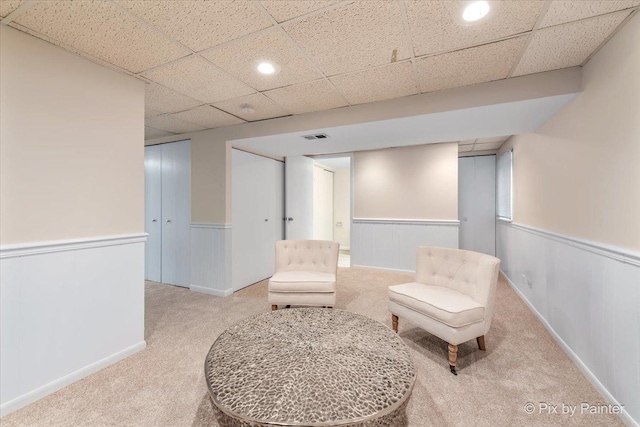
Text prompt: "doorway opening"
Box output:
[[312, 156, 351, 267]]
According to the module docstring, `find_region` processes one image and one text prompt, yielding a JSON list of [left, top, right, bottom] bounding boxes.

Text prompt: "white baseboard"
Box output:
[[501, 271, 638, 427], [351, 264, 415, 274], [190, 284, 233, 297], [0, 341, 146, 416]]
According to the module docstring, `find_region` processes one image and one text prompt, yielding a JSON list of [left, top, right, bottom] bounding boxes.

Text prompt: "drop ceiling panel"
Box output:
[[116, 0, 273, 52], [145, 83, 202, 115], [476, 135, 510, 144], [214, 93, 290, 121], [330, 61, 418, 105], [264, 79, 348, 114], [142, 56, 256, 103], [416, 37, 527, 93], [540, 0, 640, 28], [473, 141, 504, 151], [146, 114, 207, 134], [260, 0, 343, 23], [145, 108, 162, 118], [13, 0, 190, 73], [202, 29, 323, 91], [0, 0, 22, 17], [406, 1, 544, 57], [513, 11, 630, 76], [145, 126, 174, 140], [172, 105, 245, 129], [283, 1, 409, 76]]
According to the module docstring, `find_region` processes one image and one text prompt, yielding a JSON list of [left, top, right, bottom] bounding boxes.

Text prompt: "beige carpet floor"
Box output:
[[2, 267, 623, 426]]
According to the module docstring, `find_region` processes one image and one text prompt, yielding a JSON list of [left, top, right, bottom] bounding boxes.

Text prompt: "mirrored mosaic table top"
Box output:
[[205, 308, 416, 426]]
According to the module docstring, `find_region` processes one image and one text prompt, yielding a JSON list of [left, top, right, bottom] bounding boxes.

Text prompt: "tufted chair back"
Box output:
[[275, 240, 340, 275], [415, 247, 500, 330]]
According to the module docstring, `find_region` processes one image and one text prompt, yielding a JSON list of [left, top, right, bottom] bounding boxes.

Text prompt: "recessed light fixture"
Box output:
[[257, 61, 277, 75], [240, 104, 255, 114], [462, 1, 490, 22]]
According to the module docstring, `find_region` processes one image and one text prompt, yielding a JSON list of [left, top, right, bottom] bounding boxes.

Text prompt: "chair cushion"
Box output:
[[269, 271, 336, 293], [388, 282, 484, 328]]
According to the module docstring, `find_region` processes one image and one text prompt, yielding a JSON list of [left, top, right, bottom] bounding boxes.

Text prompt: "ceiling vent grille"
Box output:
[[301, 133, 329, 140]]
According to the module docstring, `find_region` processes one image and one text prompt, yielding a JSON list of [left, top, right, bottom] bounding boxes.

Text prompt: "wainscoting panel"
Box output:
[[497, 221, 640, 427], [0, 234, 146, 415], [190, 224, 232, 297], [352, 219, 459, 272]]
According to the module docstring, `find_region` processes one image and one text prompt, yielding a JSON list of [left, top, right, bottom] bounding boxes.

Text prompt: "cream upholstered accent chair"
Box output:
[[388, 247, 500, 375], [268, 240, 340, 310]]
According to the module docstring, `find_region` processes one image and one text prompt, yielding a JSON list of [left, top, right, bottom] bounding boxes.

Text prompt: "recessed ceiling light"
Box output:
[[462, 1, 490, 22], [257, 61, 277, 75], [240, 104, 255, 114]]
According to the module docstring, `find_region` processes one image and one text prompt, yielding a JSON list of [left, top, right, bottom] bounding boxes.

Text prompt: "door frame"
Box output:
[[310, 152, 354, 266]]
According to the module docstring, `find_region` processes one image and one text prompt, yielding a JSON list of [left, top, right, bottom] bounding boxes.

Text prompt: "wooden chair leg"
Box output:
[[392, 314, 398, 333], [271, 304, 277, 311], [477, 335, 486, 351], [448, 344, 458, 375]]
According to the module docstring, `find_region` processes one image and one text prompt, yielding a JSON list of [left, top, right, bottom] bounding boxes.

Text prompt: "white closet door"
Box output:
[[232, 150, 258, 290], [474, 156, 496, 255], [259, 158, 284, 280], [284, 156, 314, 240], [458, 156, 496, 256], [232, 149, 284, 291], [458, 157, 475, 251], [161, 141, 191, 287], [144, 145, 162, 282]]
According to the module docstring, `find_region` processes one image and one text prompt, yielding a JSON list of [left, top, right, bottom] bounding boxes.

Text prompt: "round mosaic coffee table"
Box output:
[[204, 308, 416, 427]]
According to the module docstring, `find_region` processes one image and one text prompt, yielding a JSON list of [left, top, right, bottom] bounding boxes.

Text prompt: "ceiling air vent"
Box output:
[[301, 133, 329, 140]]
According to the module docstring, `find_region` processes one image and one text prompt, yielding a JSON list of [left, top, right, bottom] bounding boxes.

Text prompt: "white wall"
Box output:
[[333, 168, 351, 250], [351, 143, 459, 270], [354, 143, 458, 220], [0, 27, 144, 245], [497, 13, 640, 427], [0, 27, 145, 415]]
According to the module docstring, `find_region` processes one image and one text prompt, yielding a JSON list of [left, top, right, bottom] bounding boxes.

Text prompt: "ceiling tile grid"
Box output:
[[283, 0, 410, 76], [13, 0, 190, 73], [145, 126, 175, 139], [142, 56, 256, 103], [213, 93, 291, 121], [2, 0, 637, 139], [202, 28, 323, 91], [144, 107, 163, 118], [172, 105, 245, 129], [145, 114, 207, 134], [513, 10, 631, 76], [330, 61, 418, 105], [264, 79, 348, 114], [457, 136, 509, 152], [540, 0, 640, 28], [116, 0, 273, 52], [406, 0, 545, 57], [260, 0, 344, 23], [145, 83, 203, 116], [416, 36, 528, 93]]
